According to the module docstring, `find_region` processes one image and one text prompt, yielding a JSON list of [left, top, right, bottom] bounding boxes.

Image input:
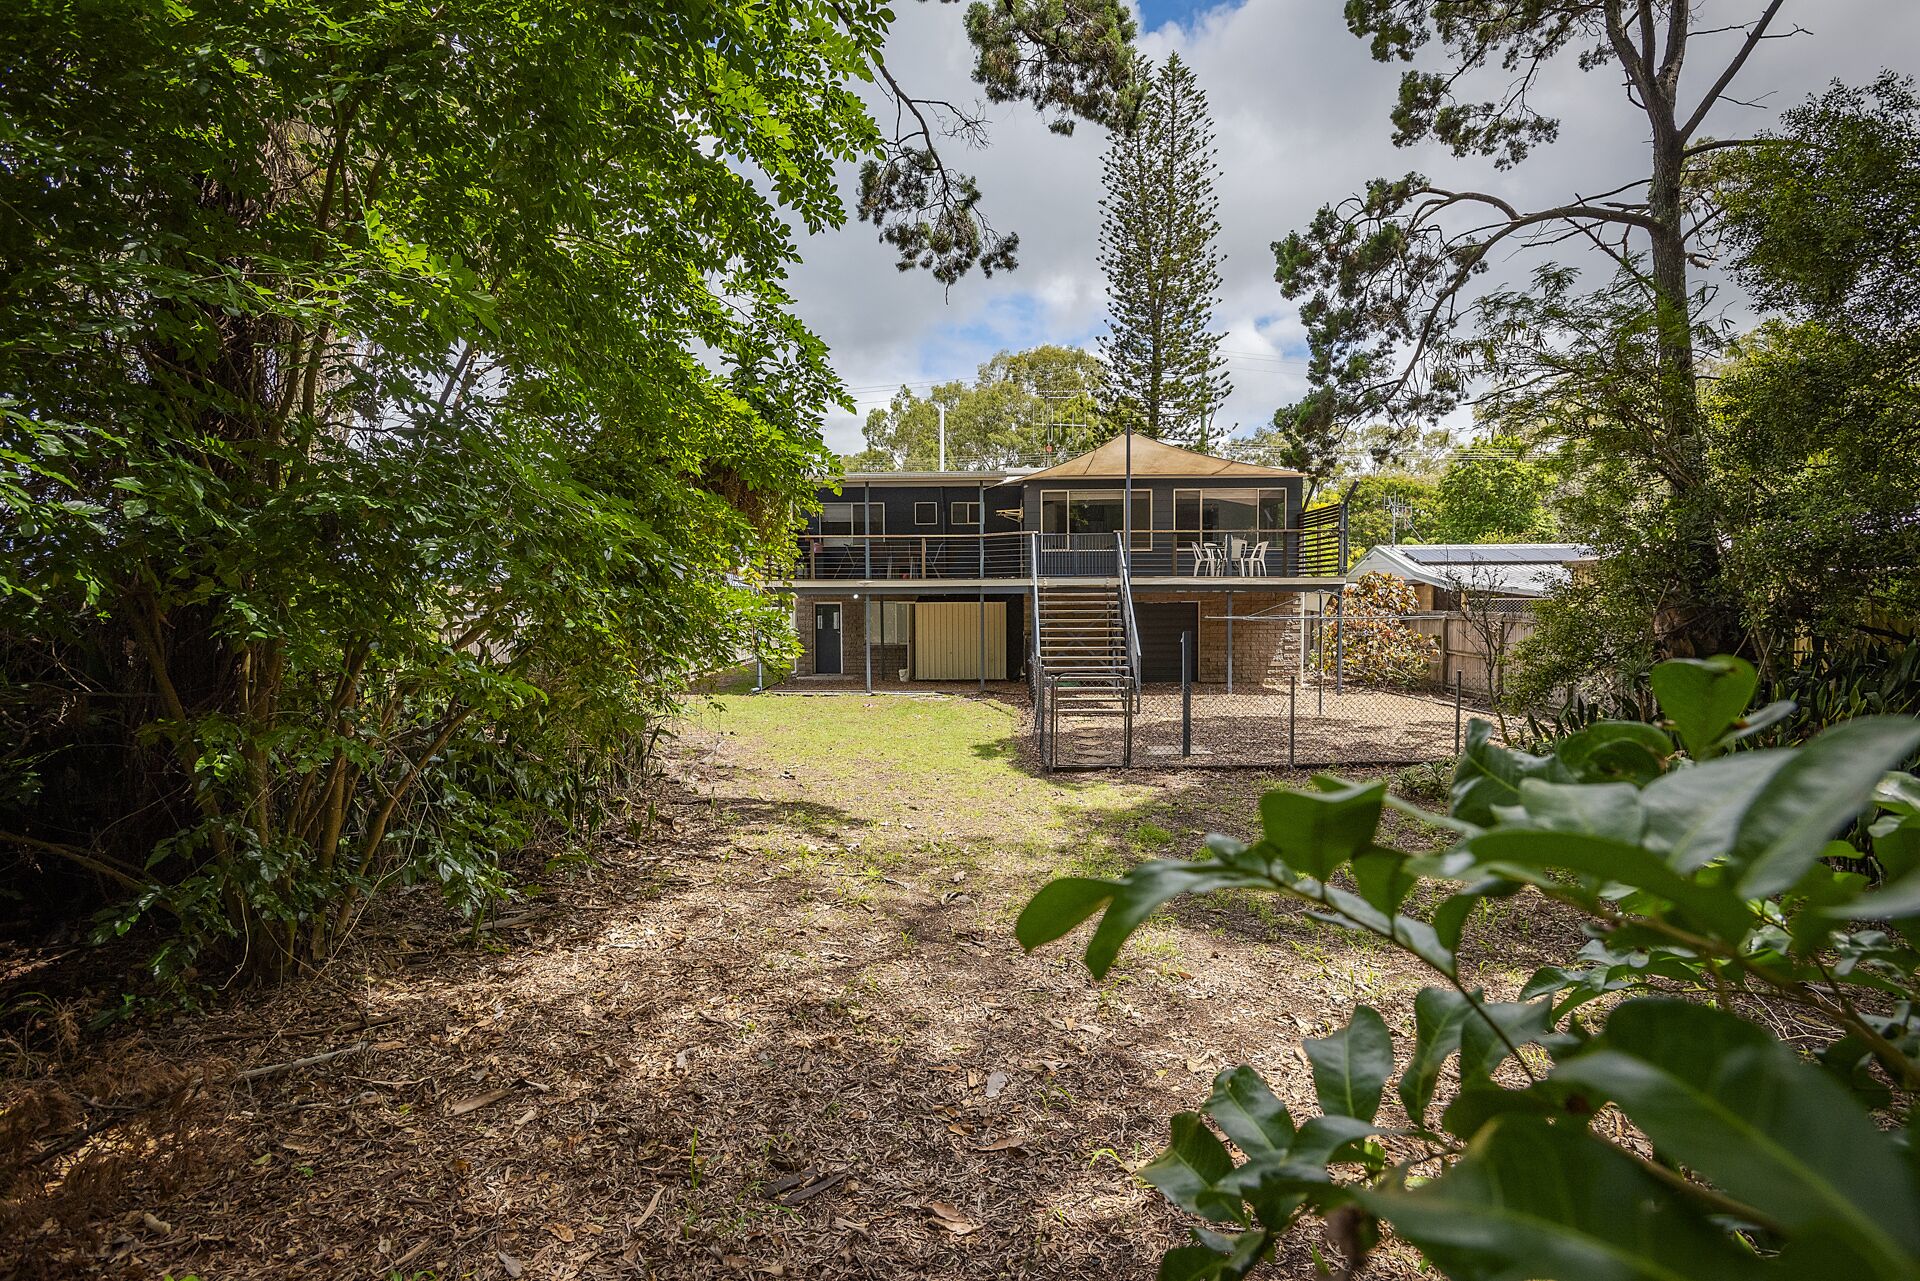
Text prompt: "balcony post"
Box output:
[[978, 480, 986, 690], [863, 479, 872, 580]]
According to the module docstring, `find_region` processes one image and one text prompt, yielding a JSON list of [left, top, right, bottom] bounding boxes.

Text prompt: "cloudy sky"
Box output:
[[785, 0, 1919, 455]]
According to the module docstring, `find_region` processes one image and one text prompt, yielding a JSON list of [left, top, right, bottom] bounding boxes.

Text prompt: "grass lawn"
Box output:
[[8, 689, 1581, 1281]]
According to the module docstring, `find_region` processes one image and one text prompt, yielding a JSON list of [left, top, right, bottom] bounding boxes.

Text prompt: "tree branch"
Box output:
[[1679, 0, 1788, 142]]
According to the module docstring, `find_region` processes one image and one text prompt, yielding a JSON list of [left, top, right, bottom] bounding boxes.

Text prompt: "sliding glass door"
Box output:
[[1039, 489, 1153, 551]]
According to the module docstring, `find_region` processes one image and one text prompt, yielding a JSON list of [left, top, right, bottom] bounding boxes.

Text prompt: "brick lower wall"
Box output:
[[800, 590, 1302, 687], [795, 596, 867, 677], [1134, 590, 1302, 687]]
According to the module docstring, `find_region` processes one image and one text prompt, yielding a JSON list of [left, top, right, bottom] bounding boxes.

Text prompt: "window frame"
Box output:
[[914, 500, 937, 527]]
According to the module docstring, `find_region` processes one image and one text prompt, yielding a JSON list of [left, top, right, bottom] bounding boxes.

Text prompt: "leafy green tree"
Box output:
[[1235, 420, 1453, 503], [847, 345, 1106, 471], [1274, 2, 1807, 659], [1329, 473, 1440, 563], [1020, 656, 1920, 1280], [1097, 53, 1230, 445], [1704, 75, 1920, 642], [1429, 441, 1558, 544], [0, 0, 886, 985], [1515, 74, 1920, 702], [1714, 72, 1920, 343]]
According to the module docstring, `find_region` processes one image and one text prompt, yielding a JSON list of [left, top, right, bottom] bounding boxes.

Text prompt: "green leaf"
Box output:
[[1555, 720, 1674, 785], [1397, 986, 1474, 1127], [1015, 877, 1116, 951], [1258, 781, 1385, 880], [1140, 1113, 1244, 1224], [1351, 847, 1417, 915], [1202, 1065, 1295, 1156], [1640, 751, 1794, 872], [1730, 717, 1920, 898], [1458, 829, 1753, 941], [1452, 719, 1563, 826], [1553, 999, 1920, 1271], [1430, 876, 1520, 953], [1022, 861, 1272, 979], [1282, 1113, 1383, 1166], [1304, 1006, 1393, 1123], [1515, 778, 1647, 841], [1363, 1116, 1758, 1281], [1157, 1227, 1269, 1281], [1874, 770, 1920, 817], [1439, 1080, 1567, 1141], [1458, 997, 1555, 1081], [1650, 656, 1758, 759]]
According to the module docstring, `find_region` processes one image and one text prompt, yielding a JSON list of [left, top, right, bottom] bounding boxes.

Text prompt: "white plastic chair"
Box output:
[[1239, 540, 1269, 576]]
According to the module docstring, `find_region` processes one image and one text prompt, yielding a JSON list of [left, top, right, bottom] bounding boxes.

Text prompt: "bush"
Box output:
[[0, 2, 848, 989], [1019, 655, 1920, 1279], [1320, 573, 1439, 689]]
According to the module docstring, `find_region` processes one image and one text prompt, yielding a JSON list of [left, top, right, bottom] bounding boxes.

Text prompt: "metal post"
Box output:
[[864, 595, 873, 694], [1123, 422, 1133, 571], [863, 480, 872, 580], [1454, 669, 1464, 755], [1334, 588, 1346, 695], [938, 403, 948, 472], [1181, 631, 1192, 758], [978, 480, 987, 691], [1226, 591, 1235, 694], [1317, 604, 1326, 716], [1288, 673, 1297, 768]]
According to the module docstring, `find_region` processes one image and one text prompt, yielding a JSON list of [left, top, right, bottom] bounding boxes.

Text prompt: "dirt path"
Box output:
[[2, 691, 1580, 1280]]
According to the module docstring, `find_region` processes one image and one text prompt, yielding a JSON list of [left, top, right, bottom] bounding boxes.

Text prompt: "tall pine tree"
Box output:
[[1096, 53, 1230, 445]]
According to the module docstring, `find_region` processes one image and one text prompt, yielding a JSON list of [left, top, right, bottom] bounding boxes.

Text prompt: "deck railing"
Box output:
[[788, 507, 1347, 582]]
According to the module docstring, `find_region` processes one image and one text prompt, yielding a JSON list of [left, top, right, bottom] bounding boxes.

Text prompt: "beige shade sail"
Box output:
[[1021, 435, 1300, 481]]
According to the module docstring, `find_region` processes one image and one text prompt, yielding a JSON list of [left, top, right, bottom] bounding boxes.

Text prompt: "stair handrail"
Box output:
[[1114, 531, 1142, 706]]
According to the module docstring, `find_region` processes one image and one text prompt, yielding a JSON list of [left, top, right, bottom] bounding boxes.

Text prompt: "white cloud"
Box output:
[[788, 0, 1920, 454]]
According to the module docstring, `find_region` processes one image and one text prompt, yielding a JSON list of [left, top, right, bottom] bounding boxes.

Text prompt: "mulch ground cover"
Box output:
[[0, 691, 1583, 1280]]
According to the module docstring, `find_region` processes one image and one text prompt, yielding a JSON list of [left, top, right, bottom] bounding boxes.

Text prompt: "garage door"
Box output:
[[913, 601, 1008, 679], [1135, 602, 1198, 682]]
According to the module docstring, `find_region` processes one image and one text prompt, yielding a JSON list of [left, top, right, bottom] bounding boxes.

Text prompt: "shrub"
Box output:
[[1019, 655, 1920, 1279], [1319, 573, 1439, 689]]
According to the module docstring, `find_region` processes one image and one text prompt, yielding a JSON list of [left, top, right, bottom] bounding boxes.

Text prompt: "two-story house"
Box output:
[[780, 435, 1348, 707]]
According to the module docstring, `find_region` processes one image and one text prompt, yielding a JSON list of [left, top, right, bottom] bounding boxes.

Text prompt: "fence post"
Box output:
[[1288, 673, 1297, 769], [1454, 669, 1464, 755], [1225, 591, 1234, 694], [1334, 588, 1345, 696], [1181, 631, 1192, 758], [1316, 602, 1326, 716]]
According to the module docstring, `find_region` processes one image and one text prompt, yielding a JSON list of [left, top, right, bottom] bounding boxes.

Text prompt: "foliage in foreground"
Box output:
[[0, 0, 868, 986], [1021, 656, 1920, 1279]]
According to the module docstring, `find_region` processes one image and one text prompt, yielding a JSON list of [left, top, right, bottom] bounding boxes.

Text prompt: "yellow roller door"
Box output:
[[912, 602, 1006, 679]]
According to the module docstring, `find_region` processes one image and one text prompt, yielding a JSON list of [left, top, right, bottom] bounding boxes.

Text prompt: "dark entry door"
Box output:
[[814, 603, 843, 675], [1136, 602, 1199, 682]]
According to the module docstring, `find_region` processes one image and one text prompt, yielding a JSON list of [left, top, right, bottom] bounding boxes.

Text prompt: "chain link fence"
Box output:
[[1032, 622, 1472, 771]]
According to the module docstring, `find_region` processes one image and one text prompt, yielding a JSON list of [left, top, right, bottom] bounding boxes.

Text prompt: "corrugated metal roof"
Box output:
[[1349, 543, 1592, 597]]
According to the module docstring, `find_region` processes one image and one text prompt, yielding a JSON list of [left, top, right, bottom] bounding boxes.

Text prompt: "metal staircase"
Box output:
[[1032, 533, 1142, 768]]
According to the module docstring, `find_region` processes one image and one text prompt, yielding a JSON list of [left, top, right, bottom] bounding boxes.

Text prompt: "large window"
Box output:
[[1174, 488, 1288, 542], [818, 501, 884, 543], [1039, 489, 1153, 550], [950, 500, 981, 527]]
